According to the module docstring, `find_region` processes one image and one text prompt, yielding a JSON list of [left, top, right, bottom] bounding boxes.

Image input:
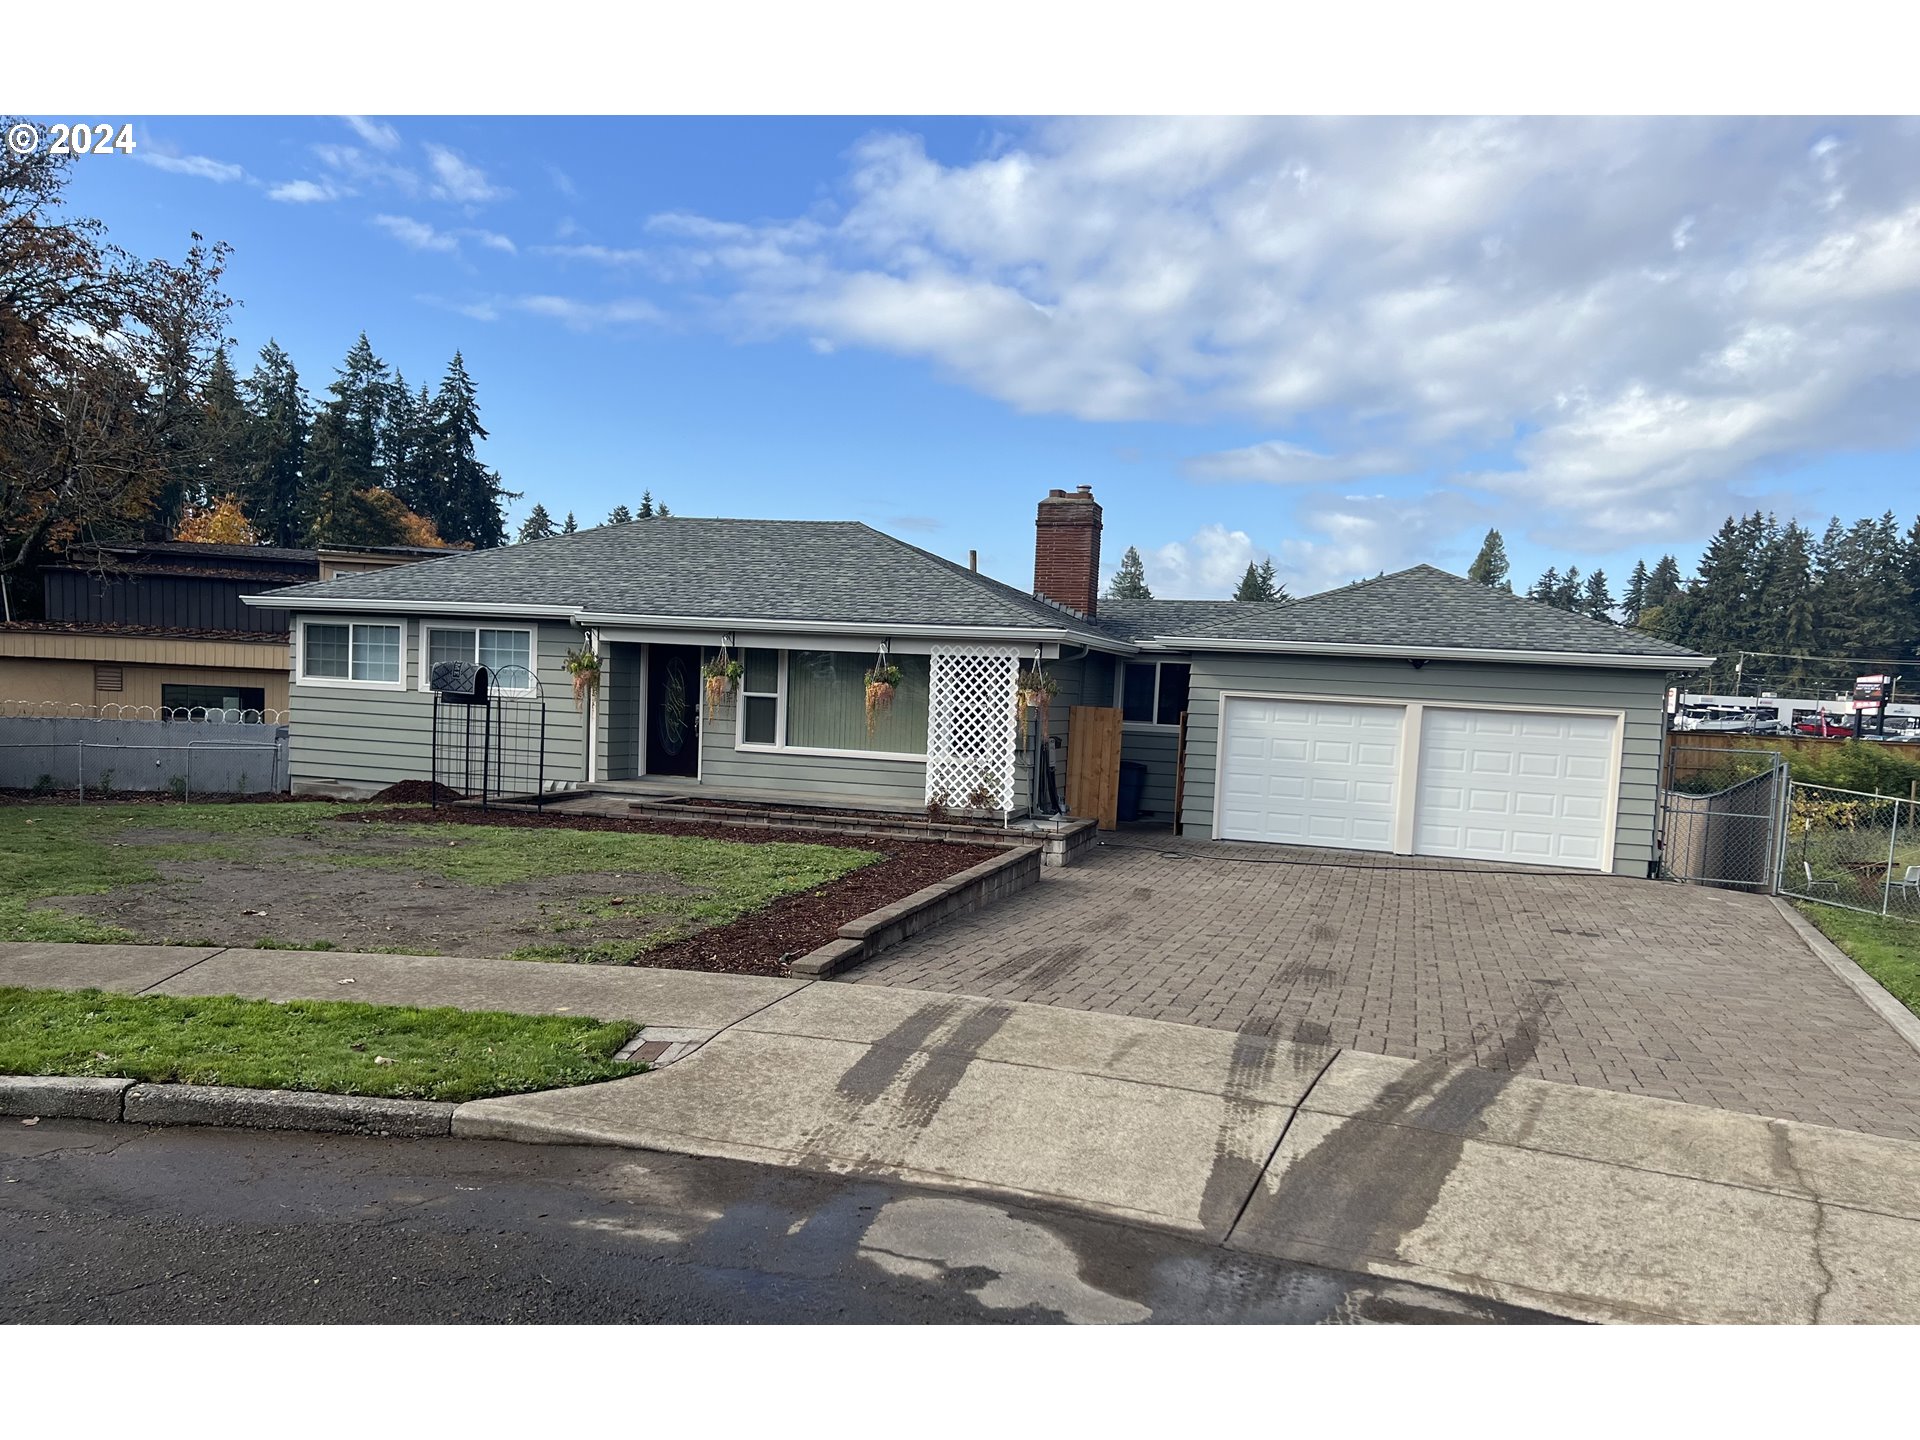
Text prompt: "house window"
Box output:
[[162, 683, 267, 718], [785, 650, 930, 756], [1120, 660, 1191, 727], [422, 626, 534, 694], [302, 621, 402, 685], [739, 648, 780, 747]]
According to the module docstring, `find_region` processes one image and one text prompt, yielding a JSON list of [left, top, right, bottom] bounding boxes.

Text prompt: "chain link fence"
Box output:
[[0, 715, 289, 800], [1778, 780, 1920, 920]]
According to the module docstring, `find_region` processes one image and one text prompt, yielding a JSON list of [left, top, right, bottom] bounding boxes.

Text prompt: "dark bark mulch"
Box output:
[[367, 779, 466, 804], [332, 804, 1006, 976], [0, 789, 329, 807]]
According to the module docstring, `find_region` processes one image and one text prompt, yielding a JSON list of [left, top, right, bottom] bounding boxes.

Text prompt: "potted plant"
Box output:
[[702, 651, 744, 719], [563, 647, 601, 711], [864, 661, 903, 734], [1015, 666, 1059, 745]]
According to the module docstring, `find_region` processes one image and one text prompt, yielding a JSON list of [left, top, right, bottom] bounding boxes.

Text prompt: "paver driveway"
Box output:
[[849, 835, 1920, 1141]]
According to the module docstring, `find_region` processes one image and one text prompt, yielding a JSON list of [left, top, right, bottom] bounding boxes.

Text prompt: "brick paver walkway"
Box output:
[[849, 835, 1920, 1141]]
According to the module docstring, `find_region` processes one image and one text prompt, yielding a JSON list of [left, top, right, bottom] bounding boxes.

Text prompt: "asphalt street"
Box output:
[[0, 1120, 1557, 1324]]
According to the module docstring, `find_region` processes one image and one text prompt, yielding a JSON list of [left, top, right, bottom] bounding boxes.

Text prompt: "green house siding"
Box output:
[[288, 617, 589, 795], [1178, 652, 1670, 876]]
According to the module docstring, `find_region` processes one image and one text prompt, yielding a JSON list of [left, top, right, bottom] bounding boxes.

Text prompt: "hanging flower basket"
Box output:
[[563, 648, 601, 712], [864, 662, 903, 735], [1015, 666, 1058, 746], [702, 652, 744, 720]]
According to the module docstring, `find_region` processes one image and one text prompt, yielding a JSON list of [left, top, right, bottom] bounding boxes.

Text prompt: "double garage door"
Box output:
[[1218, 697, 1617, 870]]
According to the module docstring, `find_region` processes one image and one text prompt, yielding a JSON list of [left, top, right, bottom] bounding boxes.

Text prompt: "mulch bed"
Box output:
[[367, 778, 466, 804], [332, 804, 1006, 977], [0, 789, 326, 807]]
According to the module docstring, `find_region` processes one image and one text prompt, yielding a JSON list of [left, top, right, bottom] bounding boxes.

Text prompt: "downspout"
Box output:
[[583, 627, 600, 785]]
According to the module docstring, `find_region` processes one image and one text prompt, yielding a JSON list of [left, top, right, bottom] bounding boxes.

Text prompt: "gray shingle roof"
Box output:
[[254, 518, 1114, 642], [1128, 565, 1704, 661]]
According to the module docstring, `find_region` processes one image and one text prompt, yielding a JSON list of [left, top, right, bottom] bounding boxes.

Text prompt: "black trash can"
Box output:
[[1116, 760, 1148, 823]]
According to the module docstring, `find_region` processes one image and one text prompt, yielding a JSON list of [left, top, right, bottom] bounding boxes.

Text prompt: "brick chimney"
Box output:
[[1033, 484, 1103, 618]]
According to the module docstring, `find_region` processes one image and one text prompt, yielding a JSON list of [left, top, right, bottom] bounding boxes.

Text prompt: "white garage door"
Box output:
[[1412, 708, 1616, 870], [1218, 698, 1403, 850]]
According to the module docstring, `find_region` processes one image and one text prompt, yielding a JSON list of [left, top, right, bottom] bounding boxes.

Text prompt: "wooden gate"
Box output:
[[1066, 705, 1123, 829]]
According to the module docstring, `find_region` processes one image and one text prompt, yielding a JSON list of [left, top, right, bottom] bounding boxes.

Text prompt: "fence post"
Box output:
[[76, 741, 84, 804], [185, 743, 192, 803], [1887, 798, 1902, 917]]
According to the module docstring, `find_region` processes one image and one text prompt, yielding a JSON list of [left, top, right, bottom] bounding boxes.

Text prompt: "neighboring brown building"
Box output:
[[0, 541, 439, 716]]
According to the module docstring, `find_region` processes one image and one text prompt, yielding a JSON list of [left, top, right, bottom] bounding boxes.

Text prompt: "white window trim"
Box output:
[[734, 648, 788, 751], [417, 624, 538, 697], [1118, 658, 1191, 730], [733, 646, 930, 762], [297, 619, 407, 691], [1206, 689, 1627, 870]]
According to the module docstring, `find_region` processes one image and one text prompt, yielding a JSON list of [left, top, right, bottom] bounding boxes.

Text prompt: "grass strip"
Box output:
[[1794, 903, 1920, 1017], [0, 986, 640, 1102]]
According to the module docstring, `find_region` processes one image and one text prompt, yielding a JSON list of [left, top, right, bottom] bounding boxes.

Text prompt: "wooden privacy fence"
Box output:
[[1667, 730, 1920, 792], [1066, 704, 1123, 829]]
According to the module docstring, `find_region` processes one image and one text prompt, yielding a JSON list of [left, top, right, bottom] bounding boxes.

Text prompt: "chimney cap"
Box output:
[[1075, 484, 1094, 495]]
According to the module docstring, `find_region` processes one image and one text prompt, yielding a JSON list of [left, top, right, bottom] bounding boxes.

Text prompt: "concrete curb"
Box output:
[[0, 1075, 135, 1122], [1772, 897, 1920, 1060], [0, 1074, 454, 1137], [122, 1083, 456, 1136], [790, 844, 1043, 977]]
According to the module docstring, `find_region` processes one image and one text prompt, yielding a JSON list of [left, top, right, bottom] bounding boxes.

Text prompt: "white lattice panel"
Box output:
[[926, 644, 1020, 814]]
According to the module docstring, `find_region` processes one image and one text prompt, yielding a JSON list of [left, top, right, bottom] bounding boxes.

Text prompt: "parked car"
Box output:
[[1794, 719, 1852, 737]]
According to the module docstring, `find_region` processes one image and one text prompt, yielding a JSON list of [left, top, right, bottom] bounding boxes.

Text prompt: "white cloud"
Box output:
[[1139, 524, 1264, 599], [469, 229, 517, 254], [268, 179, 347, 204], [344, 115, 401, 151], [314, 142, 420, 196], [140, 151, 245, 183], [371, 214, 459, 253], [423, 293, 663, 330], [633, 117, 1920, 552], [536, 242, 652, 266], [425, 143, 508, 203], [548, 165, 578, 198]]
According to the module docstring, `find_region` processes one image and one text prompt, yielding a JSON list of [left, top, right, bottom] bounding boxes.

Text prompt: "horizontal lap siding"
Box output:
[[1179, 654, 1672, 876], [698, 724, 927, 807], [289, 618, 588, 791]]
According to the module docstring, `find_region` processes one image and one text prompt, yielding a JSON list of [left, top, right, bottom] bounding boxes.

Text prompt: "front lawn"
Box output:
[[0, 986, 640, 1102], [0, 801, 879, 963], [1795, 903, 1920, 1017]]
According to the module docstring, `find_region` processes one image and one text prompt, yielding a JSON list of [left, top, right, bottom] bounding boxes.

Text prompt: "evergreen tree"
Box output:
[[656, 500, 670, 517], [1622, 559, 1649, 625], [1466, 528, 1511, 590], [187, 346, 253, 517], [607, 504, 633, 525], [383, 373, 434, 516], [1527, 568, 1560, 605], [238, 341, 309, 547], [516, 503, 557, 543], [1645, 555, 1683, 610], [1232, 559, 1281, 601], [425, 352, 511, 549], [562, 511, 578, 534], [1581, 569, 1616, 623], [1553, 566, 1582, 611], [637, 490, 654, 519], [1256, 557, 1287, 603], [304, 334, 392, 543], [1107, 545, 1153, 600]]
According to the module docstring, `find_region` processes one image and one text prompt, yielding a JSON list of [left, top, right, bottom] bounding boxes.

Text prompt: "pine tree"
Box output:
[[1107, 545, 1152, 600], [1527, 568, 1559, 605], [1623, 559, 1649, 624], [562, 511, 578, 534], [656, 500, 670, 517], [185, 346, 253, 518], [1554, 566, 1582, 611], [637, 491, 654, 519], [1582, 569, 1616, 623], [1232, 560, 1280, 601], [1466, 528, 1511, 590], [304, 334, 394, 544], [425, 352, 511, 549], [239, 341, 309, 547], [607, 504, 633, 525], [1255, 557, 1287, 603], [1646, 555, 1682, 609], [517, 503, 557, 543]]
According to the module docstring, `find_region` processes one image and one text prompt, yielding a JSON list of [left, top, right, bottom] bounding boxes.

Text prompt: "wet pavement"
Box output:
[[0, 1120, 1555, 1325]]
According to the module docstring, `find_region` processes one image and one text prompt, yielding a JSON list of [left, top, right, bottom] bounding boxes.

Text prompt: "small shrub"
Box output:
[[167, 775, 188, 800], [32, 774, 55, 796]]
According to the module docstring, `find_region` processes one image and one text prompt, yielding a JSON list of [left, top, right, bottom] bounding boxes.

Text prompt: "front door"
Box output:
[[645, 644, 700, 778]]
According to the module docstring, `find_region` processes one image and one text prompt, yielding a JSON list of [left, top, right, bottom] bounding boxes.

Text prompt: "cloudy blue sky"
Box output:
[[63, 114, 1920, 598]]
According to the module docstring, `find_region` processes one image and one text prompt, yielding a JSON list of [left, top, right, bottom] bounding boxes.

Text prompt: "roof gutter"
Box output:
[[241, 594, 583, 619], [1152, 635, 1713, 670]]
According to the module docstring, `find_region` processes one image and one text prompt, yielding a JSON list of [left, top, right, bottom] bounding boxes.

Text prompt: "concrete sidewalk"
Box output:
[[6, 940, 1920, 1323]]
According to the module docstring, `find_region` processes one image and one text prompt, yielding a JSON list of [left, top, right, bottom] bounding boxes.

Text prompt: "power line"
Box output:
[[1738, 648, 1913, 668]]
